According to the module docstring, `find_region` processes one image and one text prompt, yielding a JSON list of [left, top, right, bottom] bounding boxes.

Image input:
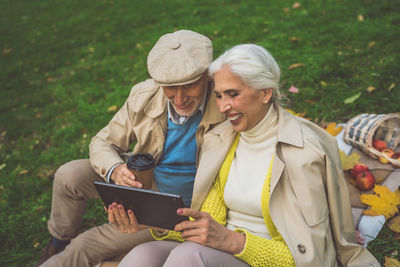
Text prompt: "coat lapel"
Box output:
[[191, 121, 235, 210], [270, 152, 285, 194], [270, 107, 304, 195]]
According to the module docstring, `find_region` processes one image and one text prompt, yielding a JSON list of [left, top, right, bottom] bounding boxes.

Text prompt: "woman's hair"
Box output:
[[209, 44, 281, 104]]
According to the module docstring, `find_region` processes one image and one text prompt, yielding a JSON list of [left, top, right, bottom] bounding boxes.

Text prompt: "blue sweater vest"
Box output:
[[153, 111, 202, 207]]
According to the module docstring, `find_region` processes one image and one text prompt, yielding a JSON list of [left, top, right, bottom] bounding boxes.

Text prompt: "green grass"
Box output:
[[1, 0, 399, 265]]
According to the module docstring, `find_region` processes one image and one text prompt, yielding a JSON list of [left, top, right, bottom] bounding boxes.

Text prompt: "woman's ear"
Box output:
[[262, 88, 273, 103]]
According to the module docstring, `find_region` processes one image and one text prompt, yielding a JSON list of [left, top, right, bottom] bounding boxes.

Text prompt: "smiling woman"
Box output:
[[109, 44, 380, 267], [213, 66, 271, 132]]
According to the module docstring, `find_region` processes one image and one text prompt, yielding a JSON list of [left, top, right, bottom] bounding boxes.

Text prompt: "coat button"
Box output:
[[101, 169, 106, 175], [297, 244, 306, 254]]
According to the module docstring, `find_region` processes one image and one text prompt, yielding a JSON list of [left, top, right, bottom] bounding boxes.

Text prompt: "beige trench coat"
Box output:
[[89, 79, 225, 186], [192, 106, 379, 267]]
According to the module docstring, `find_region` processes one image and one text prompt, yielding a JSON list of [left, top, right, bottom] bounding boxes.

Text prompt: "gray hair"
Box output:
[[209, 44, 281, 104]]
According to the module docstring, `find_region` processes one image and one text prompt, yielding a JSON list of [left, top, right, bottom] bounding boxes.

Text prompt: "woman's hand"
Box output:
[[107, 202, 148, 234], [174, 208, 245, 254], [355, 230, 365, 245]]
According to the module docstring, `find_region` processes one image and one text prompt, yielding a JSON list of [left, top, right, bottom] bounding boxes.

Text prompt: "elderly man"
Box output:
[[35, 30, 225, 267]]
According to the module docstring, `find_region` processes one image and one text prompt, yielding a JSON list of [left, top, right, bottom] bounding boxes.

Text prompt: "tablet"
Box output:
[[93, 181, 188, 230]]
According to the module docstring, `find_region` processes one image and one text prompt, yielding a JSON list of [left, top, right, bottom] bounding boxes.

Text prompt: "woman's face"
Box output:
[[213, 66, 272, 132]]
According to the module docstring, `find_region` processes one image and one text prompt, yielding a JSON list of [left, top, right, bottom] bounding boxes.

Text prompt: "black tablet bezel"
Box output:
[[93, 181, 188, 230]]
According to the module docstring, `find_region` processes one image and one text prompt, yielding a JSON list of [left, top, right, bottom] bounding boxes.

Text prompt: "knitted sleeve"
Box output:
[[152, 173, 295, 267], [234, 229, 295, 267], [200, 176, 295, 267], [150, 175, 226, 241]]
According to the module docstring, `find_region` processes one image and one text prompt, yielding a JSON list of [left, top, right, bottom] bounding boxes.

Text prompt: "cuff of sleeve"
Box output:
[[106, 162, 124, 183], [150, 228, 185, 242], [234, 229, 260, 263], [150, 228, 169, 239]]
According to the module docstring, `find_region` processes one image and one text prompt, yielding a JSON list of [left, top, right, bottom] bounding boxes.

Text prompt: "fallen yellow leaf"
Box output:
[[388, 215, 400, 234], [339, 150, 360, 170], [324, 122, 343, 136], [360, 185, 400, 219], [283, 7, 290, 14], [19, 170, 28, 175], [368, 41, 376, 49], [358, 14, 364, 21], [3, 48, 12, 54], [289, 37, 301, 43], [388, 83, 395, 92], [366, 85, 376, 93], [107, 105, 118, 112], [289, 63, 304, 70], [384, 256, 400, 267]]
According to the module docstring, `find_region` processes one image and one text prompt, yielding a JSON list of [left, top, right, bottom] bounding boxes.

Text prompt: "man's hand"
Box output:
[[174, 208, 245, 254], [110, 163, 142, 187], [107, 202, 148, 234]]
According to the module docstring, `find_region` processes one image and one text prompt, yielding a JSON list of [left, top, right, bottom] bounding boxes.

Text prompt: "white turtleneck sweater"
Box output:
[[224, 105, 278, 239]]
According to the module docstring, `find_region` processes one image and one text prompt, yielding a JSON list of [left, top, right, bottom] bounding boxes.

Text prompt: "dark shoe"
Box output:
[[33, 238, 68, 267]]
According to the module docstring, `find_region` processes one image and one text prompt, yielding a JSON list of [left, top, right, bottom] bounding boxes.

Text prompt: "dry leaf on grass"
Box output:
[[289, 63, 304, 70], [366, 85, 376, 93], [339, 150, 360, 170], [107, 105, 118, 112], [368, 41, 376, 49], [19, 169, 28, 175], [388, 83, 395, 92], [388, 214, 400, 234], [360, 185, 400, 219], [384, 256, 400, 267]]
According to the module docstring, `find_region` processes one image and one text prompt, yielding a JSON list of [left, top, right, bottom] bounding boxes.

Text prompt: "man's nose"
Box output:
[[174, 87, 187, 106]]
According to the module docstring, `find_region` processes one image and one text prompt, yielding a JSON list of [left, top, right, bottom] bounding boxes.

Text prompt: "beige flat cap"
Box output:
[[147, 30, 212, 86]]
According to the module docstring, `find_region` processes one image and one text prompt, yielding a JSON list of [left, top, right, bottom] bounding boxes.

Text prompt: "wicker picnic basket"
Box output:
[[343, 113, 400, 167]]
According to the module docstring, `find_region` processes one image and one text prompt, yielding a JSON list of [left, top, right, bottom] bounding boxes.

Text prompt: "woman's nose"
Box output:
[[219, 98, 231, 113]]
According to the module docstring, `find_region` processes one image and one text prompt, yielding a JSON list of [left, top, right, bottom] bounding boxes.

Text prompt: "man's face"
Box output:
[[162, 73, 209, 117]]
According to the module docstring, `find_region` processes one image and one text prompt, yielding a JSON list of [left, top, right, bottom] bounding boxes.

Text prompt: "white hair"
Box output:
[[209, 44, 281, 103]]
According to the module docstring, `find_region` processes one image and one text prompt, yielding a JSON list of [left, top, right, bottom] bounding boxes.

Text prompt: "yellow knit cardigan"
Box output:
[[152, 134, 295, 266]]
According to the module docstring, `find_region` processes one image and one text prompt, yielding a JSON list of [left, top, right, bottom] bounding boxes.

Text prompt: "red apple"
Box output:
[[379, 148, 394, 164], [350, 163, 369, 178], [372, 139, 387, 151], [393, 153, 400, 160], [355, 170, 375, 191]]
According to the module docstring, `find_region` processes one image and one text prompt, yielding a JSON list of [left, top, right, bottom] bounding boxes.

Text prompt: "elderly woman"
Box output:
[[109, 44, 379, 266]]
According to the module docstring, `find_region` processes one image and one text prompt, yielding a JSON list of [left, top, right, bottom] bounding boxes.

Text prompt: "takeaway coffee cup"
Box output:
[[126, 153, 155, 189]]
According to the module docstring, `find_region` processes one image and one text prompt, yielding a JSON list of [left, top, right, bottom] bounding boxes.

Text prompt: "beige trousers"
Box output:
[[42, 159, 154, 267], [119, 241, 250, 267]]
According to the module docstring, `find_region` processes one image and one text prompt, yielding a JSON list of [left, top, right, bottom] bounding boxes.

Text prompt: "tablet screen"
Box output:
[[94, 181, 189, 230]]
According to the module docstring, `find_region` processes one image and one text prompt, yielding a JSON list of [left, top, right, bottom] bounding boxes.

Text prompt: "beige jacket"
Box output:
[[192, 106, 379, 267], [89, 79, 225, 185]]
